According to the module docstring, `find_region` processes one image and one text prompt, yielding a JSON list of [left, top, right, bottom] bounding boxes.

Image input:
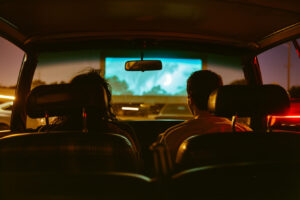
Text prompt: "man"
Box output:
[[158, 70, 251, 163]]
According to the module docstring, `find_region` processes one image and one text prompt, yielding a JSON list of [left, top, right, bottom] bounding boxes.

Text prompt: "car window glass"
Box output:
[[106, 57, 201, 96], [27, 49, 245, 129], [0, 37, 24, 130], [258, 40, 300, 96], [258, 39, 300, 130]]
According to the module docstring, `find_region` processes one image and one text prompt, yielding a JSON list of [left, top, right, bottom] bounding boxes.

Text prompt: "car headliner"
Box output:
[[0, 0, 299, 52]]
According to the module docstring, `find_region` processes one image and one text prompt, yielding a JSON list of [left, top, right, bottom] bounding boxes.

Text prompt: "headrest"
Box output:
[[208, 85, 290, 117], [176, 132, 300, 170], [27, 84, 108, 118]]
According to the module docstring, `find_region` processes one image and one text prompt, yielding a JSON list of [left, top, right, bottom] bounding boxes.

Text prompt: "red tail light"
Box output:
[[268, 99, 300, 127]]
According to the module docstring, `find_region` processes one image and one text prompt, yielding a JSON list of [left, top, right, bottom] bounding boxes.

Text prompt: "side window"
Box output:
[[258, 39, 300, 96], [0, 37, 24, 130]]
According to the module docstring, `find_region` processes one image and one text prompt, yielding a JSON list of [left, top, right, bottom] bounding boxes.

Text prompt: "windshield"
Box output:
[[27, 48, 245, 128], [105, 57, 201, 96]]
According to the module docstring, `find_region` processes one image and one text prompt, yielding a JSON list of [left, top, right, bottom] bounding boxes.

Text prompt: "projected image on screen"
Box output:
[[105, 58, 202, 96]]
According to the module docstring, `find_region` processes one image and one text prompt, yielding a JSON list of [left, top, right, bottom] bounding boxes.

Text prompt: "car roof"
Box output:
[[0, 0, 299, 52]]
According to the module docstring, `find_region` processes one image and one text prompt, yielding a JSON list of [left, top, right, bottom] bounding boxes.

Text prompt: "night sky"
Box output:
[[0, 37, 299, 91], [0, 38, 24, 87], [258, 42, 300, 89]]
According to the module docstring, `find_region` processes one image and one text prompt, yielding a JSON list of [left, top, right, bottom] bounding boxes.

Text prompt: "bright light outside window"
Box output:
[[105, 58, 202, 96]]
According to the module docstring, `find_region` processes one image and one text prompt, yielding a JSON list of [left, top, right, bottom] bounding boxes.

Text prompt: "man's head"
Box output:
[[187, 70, 223, 113]]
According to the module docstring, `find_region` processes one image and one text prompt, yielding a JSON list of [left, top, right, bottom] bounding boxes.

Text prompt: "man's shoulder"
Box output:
[[164, 120, 194, 133], [160, 116, 223, 136], [158, 119, 196, 142]]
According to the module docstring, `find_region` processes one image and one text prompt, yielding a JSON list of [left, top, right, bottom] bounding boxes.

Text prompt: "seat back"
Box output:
[[0, 172, 155, 200], [0, 132, 139, 172], [170, 131, 300, 200], [167, 85, 300, 199], [23, 84, 141, 171], [171, 159, 300, 200], [175, 84, 291, 169], [1, 83, 151, 199], [176, 131, 300, 170]]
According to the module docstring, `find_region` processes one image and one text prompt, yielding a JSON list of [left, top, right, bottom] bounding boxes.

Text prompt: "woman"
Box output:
[[43, 71, 140, 156]]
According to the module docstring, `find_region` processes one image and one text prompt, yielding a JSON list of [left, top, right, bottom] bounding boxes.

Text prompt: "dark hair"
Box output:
[[187, 70, 223, 110], [70, 70, 116, 121]]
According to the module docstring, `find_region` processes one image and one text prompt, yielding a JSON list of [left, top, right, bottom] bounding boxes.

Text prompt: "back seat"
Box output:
[[156, 85, 300, 199], [0, 84, 154, 199], [176, 84, 291, 170], [0, 131, 139, 172]]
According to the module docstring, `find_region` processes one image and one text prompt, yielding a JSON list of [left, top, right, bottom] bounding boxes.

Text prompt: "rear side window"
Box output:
[[258, 40, 300, 96], [0, 36, 24, 130]]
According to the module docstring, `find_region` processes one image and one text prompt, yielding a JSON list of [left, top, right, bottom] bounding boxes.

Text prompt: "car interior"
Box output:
[[0, 0, 300, 199]]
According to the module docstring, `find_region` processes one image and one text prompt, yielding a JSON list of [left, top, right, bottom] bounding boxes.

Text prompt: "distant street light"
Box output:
[[0, 94, 15, 100]]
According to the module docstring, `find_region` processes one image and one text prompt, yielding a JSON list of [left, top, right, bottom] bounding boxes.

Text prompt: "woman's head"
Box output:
[[70, 70, 116, 121]]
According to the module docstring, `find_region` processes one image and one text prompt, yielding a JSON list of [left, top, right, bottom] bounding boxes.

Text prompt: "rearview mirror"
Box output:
[[125, 60, 162, 71]]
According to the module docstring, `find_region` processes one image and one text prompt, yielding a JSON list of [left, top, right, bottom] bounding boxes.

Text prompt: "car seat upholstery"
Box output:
[[169, 85, 300, 200], [0, 132, 139, 172], [27, 83, 140, 151], [176, 84, 291, 169], [6, 84, 140, 172], [0, 171, 154, 200], [0, 84, 153, 200]]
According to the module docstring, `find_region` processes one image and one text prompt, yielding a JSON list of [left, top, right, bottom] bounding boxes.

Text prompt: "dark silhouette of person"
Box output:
[[42, 71, 140, 156], [158, 70, 251, 162]]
